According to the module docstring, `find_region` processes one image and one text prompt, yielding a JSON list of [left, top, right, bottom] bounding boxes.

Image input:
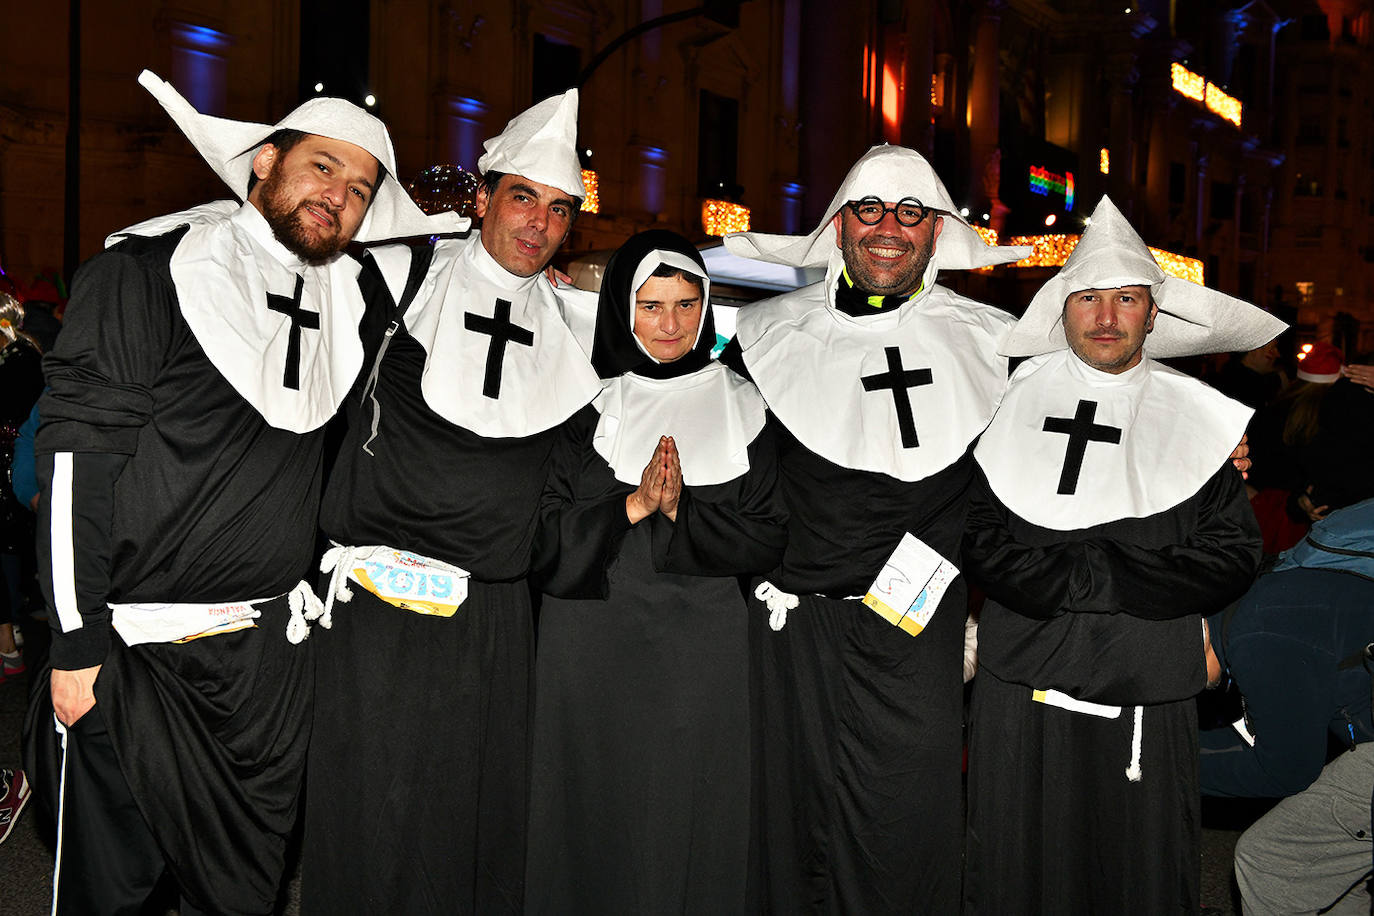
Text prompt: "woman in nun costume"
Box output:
[[526, 230, 787, 915]]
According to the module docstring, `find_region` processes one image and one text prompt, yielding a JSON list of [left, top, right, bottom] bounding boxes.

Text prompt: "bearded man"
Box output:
[[31, 71, 461, 916]]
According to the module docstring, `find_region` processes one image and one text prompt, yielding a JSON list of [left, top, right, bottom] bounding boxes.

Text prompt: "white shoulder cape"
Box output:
[[111, 201, 365, 433], [735, 259, 1014, 481], [551, 283, 599, 358], [974, 350, 1252, 530], [402, 234, 602, 437], [593, 360, 767, 486]]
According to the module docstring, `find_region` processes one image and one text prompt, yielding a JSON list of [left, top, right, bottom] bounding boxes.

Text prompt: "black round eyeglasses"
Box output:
[[845, 196, 932, 227]]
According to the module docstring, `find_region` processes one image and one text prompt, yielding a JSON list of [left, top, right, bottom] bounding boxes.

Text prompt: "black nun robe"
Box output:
[[525, 230, 787, 915], [962, 349, 1262, 915]]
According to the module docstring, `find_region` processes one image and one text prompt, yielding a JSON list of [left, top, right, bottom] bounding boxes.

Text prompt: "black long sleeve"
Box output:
[[535, 408, 787, 598], [967, 464, 1260, 705], [37, 242, 171, 669], [964, 464, 1260, 621], [648, 427, 787, 577], [532, 406, 636, 599], [37, 231, 343, 669]]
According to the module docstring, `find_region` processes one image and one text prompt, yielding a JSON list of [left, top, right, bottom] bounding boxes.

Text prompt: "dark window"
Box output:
[[1294, 173, 1323, 197], [1240, 189, 1257, 228], [1301, 15, 1330, 41], [532, 34, 581, 104], [1211, 181, 1235, 221], [1234, 45, 1258, 104], [1297, 116, 1325, 146], [1238, 261, 1256, 302], [299, 0, 370, 105], [697, 91, 740, 199], [1169, 162, 1187, 205]]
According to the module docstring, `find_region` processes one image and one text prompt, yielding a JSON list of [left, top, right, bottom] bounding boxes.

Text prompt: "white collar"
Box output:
[[1061, 347, 1151, 388], [469, 231, 542, 292], [975, 351, 1252, 529], [163, 202, 368, 432], [398, 234, 603, 437], [592, 361, 766, 486], [735, 279, 1014, 481], [231, 202, 311, 274]]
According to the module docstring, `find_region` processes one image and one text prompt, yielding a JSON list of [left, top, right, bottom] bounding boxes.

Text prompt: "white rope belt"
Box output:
[[316, 543, 363, 635], [754, 581, 800, 631]]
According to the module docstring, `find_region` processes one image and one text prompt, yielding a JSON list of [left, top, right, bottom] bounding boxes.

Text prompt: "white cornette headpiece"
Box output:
[[137, 70, 469, 243], [723, 144, 1030, 271], [1001, 196, 1286, 358], [477, 89, 586, 199]]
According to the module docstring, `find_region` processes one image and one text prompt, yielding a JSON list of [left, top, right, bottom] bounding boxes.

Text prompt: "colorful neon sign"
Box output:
[[1029, 166, 1075, 210]]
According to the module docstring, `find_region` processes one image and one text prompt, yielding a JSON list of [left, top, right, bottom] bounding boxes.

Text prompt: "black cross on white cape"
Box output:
[[395, 233, 602, 438], [729, 255, 1014, 482], [974, 349, 1252, 531], [109, 200, 368, 433]]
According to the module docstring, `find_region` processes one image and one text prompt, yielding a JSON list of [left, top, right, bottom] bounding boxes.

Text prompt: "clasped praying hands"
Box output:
[[625, 435, 684, 523]]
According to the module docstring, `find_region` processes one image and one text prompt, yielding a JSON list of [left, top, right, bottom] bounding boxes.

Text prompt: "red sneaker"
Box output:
[[0, 768, 31, 845], [0, 653, 25, 683]]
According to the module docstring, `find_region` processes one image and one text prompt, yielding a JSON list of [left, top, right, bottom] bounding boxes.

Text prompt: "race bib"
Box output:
[[350, 549, 470, 617], [112, 599, 264, 646], [862, 532, 959, 637]]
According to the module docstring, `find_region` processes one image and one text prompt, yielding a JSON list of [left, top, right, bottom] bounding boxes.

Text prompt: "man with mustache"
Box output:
[[962, 197, 1280, 913], [718, 145, 1030, 912], [31, 72, 461, 915], [302, 90, 601, 915]]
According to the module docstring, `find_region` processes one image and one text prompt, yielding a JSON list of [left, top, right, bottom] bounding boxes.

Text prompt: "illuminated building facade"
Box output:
[[0, 0, 1365, 346], [0, 0, 807, 281], [1265, 0, 1374, 354]]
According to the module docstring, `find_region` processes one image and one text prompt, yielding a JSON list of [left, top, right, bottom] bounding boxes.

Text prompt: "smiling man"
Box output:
[[717, 144, 1030, 912], [32, 72, 459, 915], [301, 90, 601, 915], [962, 196, 1284, 913]]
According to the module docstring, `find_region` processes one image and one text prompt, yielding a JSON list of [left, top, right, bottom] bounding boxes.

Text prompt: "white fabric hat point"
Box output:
[[723, 144, 1030, 272], [1000, 195, 1286, 359], [137, 69, 468, 243], [477, 89, 586, 199]]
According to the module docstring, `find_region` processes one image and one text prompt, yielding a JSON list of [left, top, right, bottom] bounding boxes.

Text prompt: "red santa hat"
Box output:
[[1297, 341, 1344, 383]]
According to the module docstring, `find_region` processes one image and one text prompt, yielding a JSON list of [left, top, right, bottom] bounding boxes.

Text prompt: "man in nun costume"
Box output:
[[31, 71, 461, 914], [303, 92, 602, 914], [718, 144, 1030, 912], [962, 196, 1282, 913]]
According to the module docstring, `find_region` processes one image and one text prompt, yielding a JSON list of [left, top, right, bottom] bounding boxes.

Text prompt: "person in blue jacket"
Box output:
[[13, 403, 39, 512], [1201, 499, 1374, 915]]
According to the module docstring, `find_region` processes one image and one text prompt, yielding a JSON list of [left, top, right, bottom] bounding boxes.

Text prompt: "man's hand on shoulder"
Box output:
[[52, 664, 102, 726], [1229, 434, 1251, 478]]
